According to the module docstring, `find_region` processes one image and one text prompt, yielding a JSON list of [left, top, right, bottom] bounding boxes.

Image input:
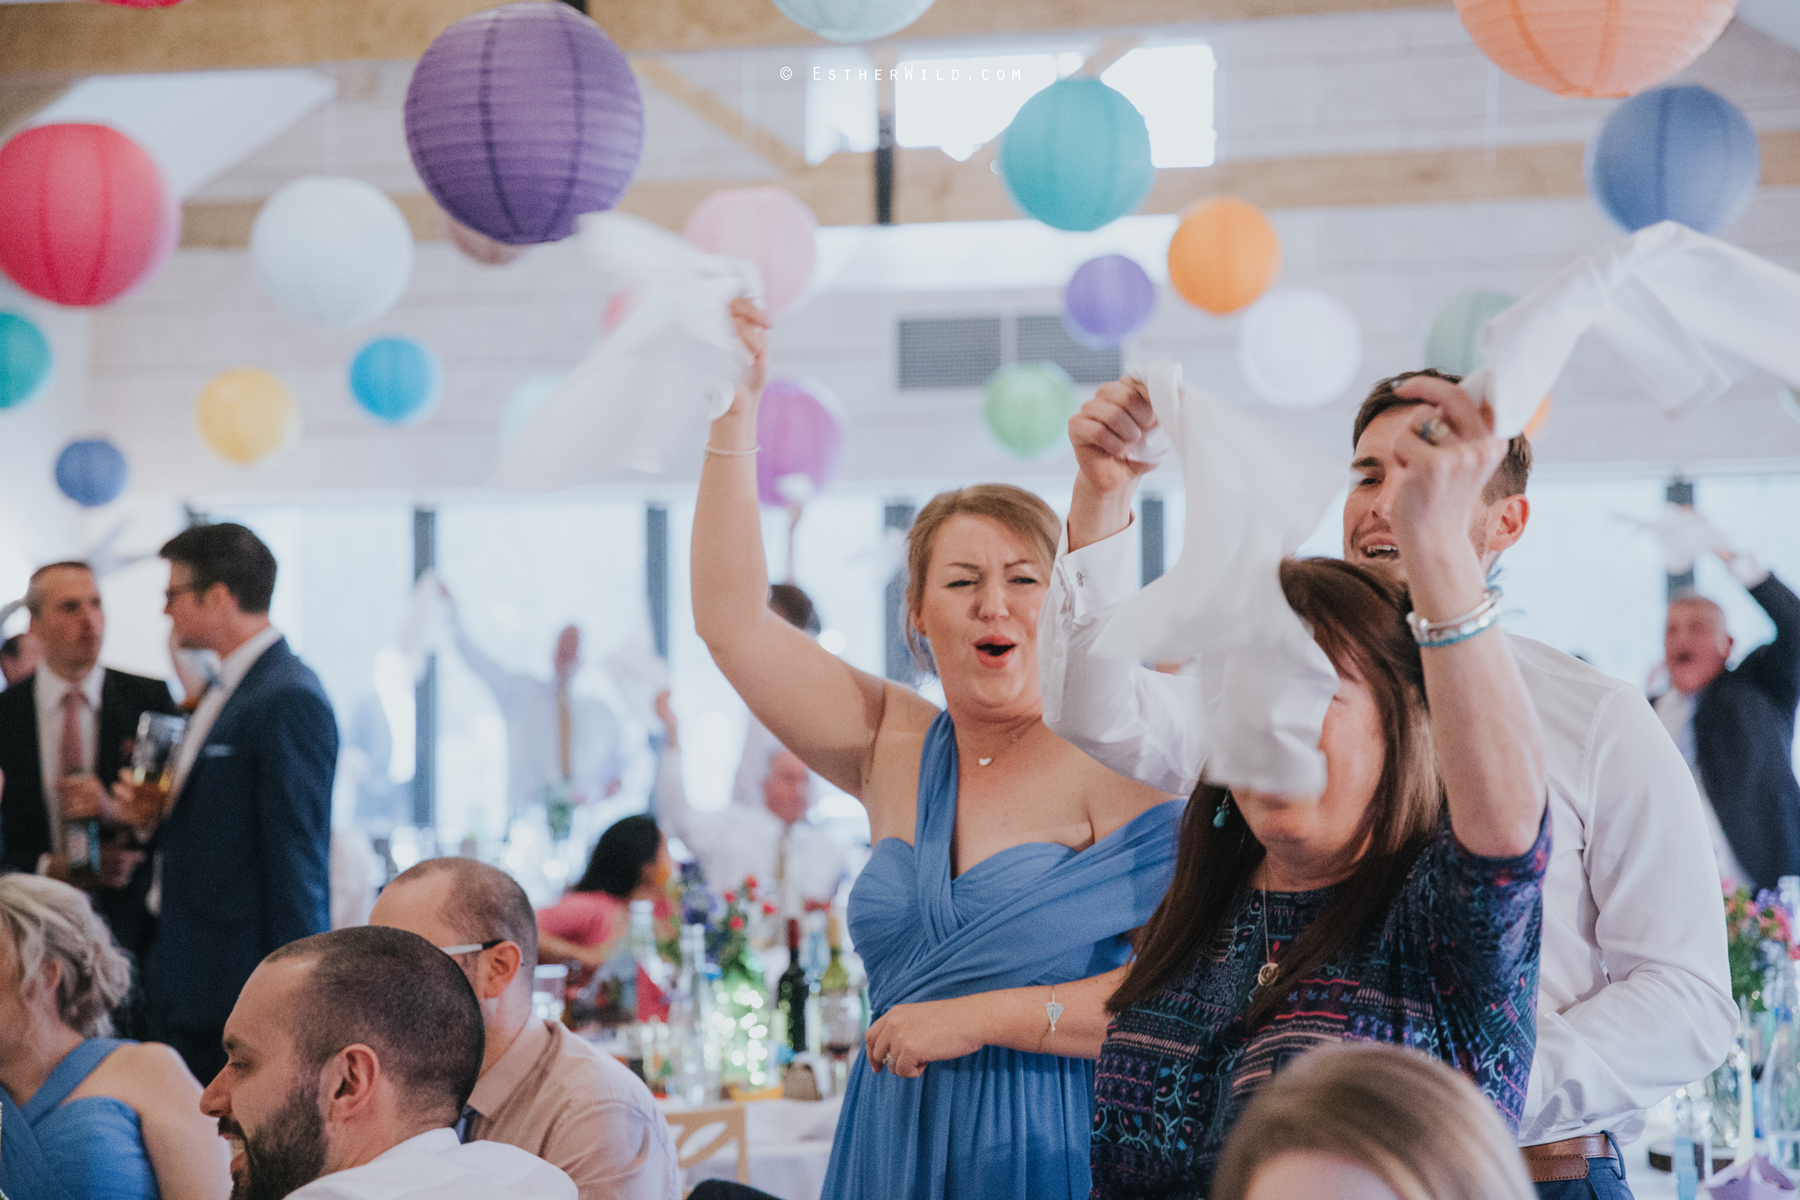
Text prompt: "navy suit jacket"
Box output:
[[1694, 574, 1800, 893], [146, 636, 337, 1033]]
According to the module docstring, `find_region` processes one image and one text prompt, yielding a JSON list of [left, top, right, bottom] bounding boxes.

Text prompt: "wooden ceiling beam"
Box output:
[[0, 0, 1448, 76]]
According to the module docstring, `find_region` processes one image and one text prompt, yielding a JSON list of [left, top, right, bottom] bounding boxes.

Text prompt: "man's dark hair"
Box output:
[[768, 583, 821, 636], [574, 814, 662, 899], [159, 522, 277, 615], [387, 856, 539, 971], [1352, 369, 1533, 503], [265, 926, 484, 1123]]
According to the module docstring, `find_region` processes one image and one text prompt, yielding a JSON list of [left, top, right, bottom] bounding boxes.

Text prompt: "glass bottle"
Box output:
[[775, 917, 809, 1067], [62, 768, 101, 888], [820, 913, 861, 1062], [1764, 960, 1800, 1170], [1673, 1086, 1713, 1200], [629, 898, 669, 1022], [666, 923, 720, 1106]]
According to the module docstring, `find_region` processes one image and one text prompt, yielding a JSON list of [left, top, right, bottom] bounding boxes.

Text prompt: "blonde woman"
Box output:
[[0, 873, 229, 1200], [1212, 1043, 1536, 1200]]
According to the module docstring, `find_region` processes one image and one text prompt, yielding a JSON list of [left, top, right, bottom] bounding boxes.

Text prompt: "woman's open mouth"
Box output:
[[975, 638, 1016, 666]]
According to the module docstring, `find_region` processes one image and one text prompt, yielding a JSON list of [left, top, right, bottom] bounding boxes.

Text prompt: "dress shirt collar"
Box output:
[[215, 625, 284, 695], [466, 1017, 552, 1119], [33, 661, 104, 714]]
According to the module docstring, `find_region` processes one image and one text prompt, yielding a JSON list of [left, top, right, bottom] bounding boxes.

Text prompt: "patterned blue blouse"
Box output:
[[1089, 815, 1550, 1200]]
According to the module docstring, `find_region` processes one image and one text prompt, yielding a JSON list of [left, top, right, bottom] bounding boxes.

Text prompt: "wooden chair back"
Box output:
[[665, 1102, 751, 1193]]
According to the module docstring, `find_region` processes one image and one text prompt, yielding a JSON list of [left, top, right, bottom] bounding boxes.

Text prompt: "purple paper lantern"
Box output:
[[404, 3, 644, 246], [1062, 255, 1156, 349], [756, 378, 847, 507]]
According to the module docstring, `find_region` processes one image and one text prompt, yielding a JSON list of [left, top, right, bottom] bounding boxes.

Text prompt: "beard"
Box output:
[[227, 1082, 329, 1200]]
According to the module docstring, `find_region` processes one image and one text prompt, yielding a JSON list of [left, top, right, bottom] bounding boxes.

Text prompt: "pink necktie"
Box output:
[[59, 689, 86, 776]]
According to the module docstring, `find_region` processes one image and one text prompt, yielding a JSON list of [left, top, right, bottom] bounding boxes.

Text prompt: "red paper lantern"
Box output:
[[1454, 0, 1736, 99], [0, 124, 180, 306]]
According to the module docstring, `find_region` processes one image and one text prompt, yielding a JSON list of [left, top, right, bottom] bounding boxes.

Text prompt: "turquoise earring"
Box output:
[[1213, 794, 1231, 828]]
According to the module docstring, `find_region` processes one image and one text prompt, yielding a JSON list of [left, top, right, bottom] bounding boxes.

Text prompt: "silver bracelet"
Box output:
[[1406, 586, 1502, 648], [1045, 984, 1064, 1035], [703, 444, 758, 457]]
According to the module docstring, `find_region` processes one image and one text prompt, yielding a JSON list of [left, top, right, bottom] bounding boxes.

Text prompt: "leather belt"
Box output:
[[1521, 1135, 1618, 1183]]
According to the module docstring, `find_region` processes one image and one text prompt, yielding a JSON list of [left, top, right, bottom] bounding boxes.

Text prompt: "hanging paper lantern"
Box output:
[[349, 337, 442, 426], [1455, 0, 1734, 99], [447, 218, 526, 267], [755, 378, 848, 507], [1168, 198, 1282, 316], [769, 0, 936, 42], [405, 2, 644, 246], [1423, 291, 1514, 377], [0, 124, 179, 307], [500, 372, 567, 444], [1063, 255, 1157, 350], [251, 178, 414, 329], [197, 369, 299, 465], [1237, 289, 1363, 410], [54, 439, 129, 507], [984, 363, 1075, 459], [683, 187, 818, 319], [96, 0, 184, 6], [0, 313, 53, 410], [998, 80, 1154, 233], [1586, 86, 1760, 234]]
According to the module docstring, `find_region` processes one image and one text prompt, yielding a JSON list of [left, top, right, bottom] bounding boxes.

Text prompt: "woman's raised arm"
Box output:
[[691, 299, 897, 800]]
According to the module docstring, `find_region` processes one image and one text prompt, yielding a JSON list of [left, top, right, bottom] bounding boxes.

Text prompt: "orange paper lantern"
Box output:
[[1454, 0, 1735, 99], [1167, 199, 1281, 316]]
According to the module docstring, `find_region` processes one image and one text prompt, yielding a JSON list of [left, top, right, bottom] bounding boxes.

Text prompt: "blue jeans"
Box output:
[[1533, 1153, 1633, 1200]]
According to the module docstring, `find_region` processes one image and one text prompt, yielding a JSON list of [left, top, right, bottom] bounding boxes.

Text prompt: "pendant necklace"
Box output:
[[974, 724, 1030, 767], [1255, 885, 1280, 992]]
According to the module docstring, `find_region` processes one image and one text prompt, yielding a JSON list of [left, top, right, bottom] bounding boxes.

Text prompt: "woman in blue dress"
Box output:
[[0, 872, 229, 1200], [692, 301, 1183, 1199]]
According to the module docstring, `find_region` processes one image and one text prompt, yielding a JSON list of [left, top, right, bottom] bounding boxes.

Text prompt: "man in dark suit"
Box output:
[[0, 561, 179, 971], [1656, 540, 1800, 894], [87, 523, 337, 1083]]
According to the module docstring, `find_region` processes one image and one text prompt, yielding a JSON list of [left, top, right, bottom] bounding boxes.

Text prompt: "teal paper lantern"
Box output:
[[0, 312, 52, 409], [984, 363, 1075, 459], [1423, 291, 1514, 378], [998, 80, 1154, 232], [770, 0, 935, 43], [349, 336, 442, 425]]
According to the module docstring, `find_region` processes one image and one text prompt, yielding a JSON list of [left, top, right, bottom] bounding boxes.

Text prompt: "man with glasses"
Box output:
[[371, 856, 678, 1200]]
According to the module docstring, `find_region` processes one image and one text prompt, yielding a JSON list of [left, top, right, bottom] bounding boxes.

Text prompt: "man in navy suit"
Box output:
[[1656, 531, 1800, 894], [89, 522, 337, 1083]]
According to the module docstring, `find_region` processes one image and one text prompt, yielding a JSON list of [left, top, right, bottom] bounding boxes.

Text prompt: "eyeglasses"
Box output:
[[438, 938, 504, 956], [164, 584, 204, 603]]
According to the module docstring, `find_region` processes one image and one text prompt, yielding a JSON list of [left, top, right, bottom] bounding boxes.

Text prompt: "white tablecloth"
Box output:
[[667, 1094, 843, 1200]]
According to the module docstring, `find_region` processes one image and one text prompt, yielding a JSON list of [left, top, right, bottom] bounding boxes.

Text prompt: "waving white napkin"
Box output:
[[1465, 221, 1800, 438], [1092, 362, 1342, 796], [492, 211, 763, 488]]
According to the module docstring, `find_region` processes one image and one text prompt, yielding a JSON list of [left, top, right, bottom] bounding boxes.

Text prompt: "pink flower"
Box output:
[[730, 915, 745, 931], [744, 874, 759, 891], [723, 891, 737, 905]]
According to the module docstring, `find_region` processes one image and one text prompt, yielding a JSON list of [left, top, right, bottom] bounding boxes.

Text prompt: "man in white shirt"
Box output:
[[370, 856, 679, 1200], [1042, 369, 1734, 1197], [201, 924, 574, 1200]]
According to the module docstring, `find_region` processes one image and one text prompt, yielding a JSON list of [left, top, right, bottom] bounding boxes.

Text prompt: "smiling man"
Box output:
[[1040, 368, 1733, 1200], [201, 925, 574, 1200]]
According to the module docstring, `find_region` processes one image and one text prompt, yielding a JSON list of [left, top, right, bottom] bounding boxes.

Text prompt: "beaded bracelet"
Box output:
[[1406, 586, 1502, 648]]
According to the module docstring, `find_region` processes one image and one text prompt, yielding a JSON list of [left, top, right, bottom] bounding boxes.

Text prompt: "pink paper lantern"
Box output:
[[0, 124, 179, 307], [683, 186, 818, 319], [756, 378, 847, 507]]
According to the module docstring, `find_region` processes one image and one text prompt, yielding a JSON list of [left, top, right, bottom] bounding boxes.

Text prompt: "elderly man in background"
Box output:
[[201, 925, 575, 1200], [1656, 522, 1800, 893], [370, 856, 678, 1200]]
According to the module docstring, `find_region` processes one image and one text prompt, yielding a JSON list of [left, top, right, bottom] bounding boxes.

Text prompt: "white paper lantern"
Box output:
[[251, 177, 415, 329], [1237, 289, 1363, 409]]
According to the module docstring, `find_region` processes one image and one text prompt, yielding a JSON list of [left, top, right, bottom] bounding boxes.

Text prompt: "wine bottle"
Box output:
[[820, 912, 860, 1061], [776, 917, 808, 1059]]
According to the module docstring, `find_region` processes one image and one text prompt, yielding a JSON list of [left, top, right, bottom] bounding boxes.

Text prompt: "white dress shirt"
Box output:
[[33, 663, 104, 852], [1039, 525, 1736, 1146], [284, 1129, 575, 1200], [168, 624, 284, 801]]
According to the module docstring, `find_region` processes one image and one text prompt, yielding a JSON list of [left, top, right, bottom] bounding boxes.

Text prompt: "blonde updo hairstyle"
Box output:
[[0, 874, 132, 1037], [1212, 1043, 1535, 1200], [902, 485, 1061, 674]]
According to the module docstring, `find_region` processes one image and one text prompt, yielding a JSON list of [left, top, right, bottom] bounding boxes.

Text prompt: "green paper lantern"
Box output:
[[0, 312, 52, 410], [998, 80, 1154, 233], [984, 363, 1075, 459], [1423, 290, 1513, 378]]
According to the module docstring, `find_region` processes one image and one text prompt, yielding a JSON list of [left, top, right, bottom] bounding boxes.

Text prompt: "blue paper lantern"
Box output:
[[349, 337, 442, 425], [770, 0, 935, 42], [0, 312, 52, 409], [1586, 85, 1760, 235], [1063, 255, 1156, 349], [404, 3, 644, 246], [999, 80, 1154, 232], [54, 438, 128, 507]]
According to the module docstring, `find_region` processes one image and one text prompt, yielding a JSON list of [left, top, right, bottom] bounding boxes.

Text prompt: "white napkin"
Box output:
[[1617, 504, 1730, 575], [1464, 221, 1800, 438], [492, 211, 763, 488], [1093, 362, 1342, 796]]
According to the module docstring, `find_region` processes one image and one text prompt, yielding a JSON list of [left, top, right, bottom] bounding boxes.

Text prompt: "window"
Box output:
[[894, 53, 1059, 162], [1100, 45, 1217, 169]]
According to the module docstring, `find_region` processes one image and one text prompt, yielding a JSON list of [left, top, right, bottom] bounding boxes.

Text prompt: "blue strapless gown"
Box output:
[[822, 711, 1184, 1200], [0, 1039, 160, 1200]]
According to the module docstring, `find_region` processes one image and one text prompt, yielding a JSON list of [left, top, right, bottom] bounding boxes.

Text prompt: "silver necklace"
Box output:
[[1255, 885, 1279, 991], [973, 724, 1030, 767]]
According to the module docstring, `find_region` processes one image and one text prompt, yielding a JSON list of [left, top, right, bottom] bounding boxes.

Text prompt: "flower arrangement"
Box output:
[[659, 862, 777, 1087], [1725, 885, 1797, 1012]]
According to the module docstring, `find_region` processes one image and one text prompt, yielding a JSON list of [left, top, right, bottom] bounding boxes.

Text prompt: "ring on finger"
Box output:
[[1416, 416, 1451, 446], [884, 1052, 897, 1072]]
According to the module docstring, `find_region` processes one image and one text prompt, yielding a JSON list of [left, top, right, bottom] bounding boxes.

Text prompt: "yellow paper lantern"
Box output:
[[1167, 198, 1282, 316], [197, 368, 298, 464]]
